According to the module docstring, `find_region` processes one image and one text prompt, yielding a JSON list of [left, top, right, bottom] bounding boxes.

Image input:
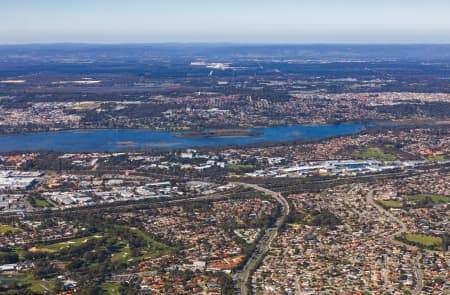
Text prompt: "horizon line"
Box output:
[[1, 42, 450, 46]]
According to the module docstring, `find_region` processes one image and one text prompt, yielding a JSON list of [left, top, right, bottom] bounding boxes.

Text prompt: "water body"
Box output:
[[0, 124, 369, 152]]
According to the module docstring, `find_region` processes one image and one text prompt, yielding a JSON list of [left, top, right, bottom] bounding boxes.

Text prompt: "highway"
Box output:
[[0, 187, 250, 221], [232, 182, 290, 295]]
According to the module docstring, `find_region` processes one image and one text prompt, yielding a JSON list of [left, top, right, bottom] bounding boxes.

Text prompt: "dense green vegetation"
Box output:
[[310, 209, 342, 227], [219, 273, 235, 295], [0, 248, 19, 264], [101, 283, 120, 295], [285, 206, 342, 229], [228, 164, 257, 172], [112, 226, 173, 262]]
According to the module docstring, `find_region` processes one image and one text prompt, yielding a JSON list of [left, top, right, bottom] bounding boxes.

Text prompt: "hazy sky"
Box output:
[[1, 0, 450, 44]]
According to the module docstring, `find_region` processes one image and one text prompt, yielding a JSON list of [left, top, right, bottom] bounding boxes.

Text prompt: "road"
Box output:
[[0, 187, 247, 220], [412, 254, 423, 295], [366, 190, 407, 242], [232, 182, 290, 295], [367, 191, 423, 294], [254, 163, 450, 196]]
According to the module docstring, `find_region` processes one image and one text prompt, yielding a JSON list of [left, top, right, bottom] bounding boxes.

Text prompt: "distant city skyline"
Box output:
[[1, 0, 450, 44]]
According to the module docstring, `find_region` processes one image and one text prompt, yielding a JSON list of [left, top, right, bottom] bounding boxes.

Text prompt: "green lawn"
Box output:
[[126, 227, 172, 260], [28, 195, 52, 208], [404, 233, 443, 248], [34, 199, 51, 207], [127, 227, 170, 251], [26, 275, 57, 294], [37, 235, 103, 252], [354, 147, 397, 161], [0, 274, 56, 294], [111, 243, 131, 264], [377, 200, 403, 209], [0, 225, 23, 234], [112, 226, 173, 264], [427, 155, 445, 162], [407, 194, 450, 203]]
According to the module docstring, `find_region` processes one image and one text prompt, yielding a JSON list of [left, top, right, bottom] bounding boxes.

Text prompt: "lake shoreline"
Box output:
[[1, 121, 448, 153], [0, 123, 370, 152], [0, 118, 447, 137]]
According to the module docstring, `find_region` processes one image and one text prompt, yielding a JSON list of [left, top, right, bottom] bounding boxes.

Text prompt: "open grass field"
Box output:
[[34, 235, 103, 252], [407, 194, 450, 203], [427, 155, 445, 162], [26, 275, 57, 294], [404, 233, 443, 248], [28, 195, 52, 208], [111, 243, 131, 264], [0, 225, 23, 234], [0, 273, 56, 294], [121, 227, 173, 262], [377, 200, 403, 209], [354, 147, 397, 161], [107, 226, 174, 266], [33, 199, 51, 208], [111, 226, 174, 264], [127, 227, 170, 251]]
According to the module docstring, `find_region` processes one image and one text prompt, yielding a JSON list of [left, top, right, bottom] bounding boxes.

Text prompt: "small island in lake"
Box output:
[[116, 141, 138, 146], [175, 129, 263, 138]]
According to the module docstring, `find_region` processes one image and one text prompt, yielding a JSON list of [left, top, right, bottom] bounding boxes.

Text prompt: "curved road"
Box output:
[[231, 182, 290, 295], [367, 191, 407, 241], [367, 191, 423, 295]]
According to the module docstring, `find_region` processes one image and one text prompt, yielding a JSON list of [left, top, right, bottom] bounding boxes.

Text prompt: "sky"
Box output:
[[1, 0, 450, 44]]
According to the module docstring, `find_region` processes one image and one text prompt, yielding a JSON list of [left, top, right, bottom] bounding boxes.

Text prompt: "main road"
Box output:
[[232, 182, 290, 295], [412, 254, 423, 295], [367, 190, 423, 295], [366, 190, 407, 241]]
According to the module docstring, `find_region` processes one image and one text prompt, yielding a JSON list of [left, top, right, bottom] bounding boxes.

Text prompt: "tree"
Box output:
[[0, 252, 19, 264], [219, 273, 234, 295], [33, 260, 58, 279]]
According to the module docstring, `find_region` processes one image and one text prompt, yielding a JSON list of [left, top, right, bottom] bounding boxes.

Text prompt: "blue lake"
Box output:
[[0, 124, 369, 152]]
